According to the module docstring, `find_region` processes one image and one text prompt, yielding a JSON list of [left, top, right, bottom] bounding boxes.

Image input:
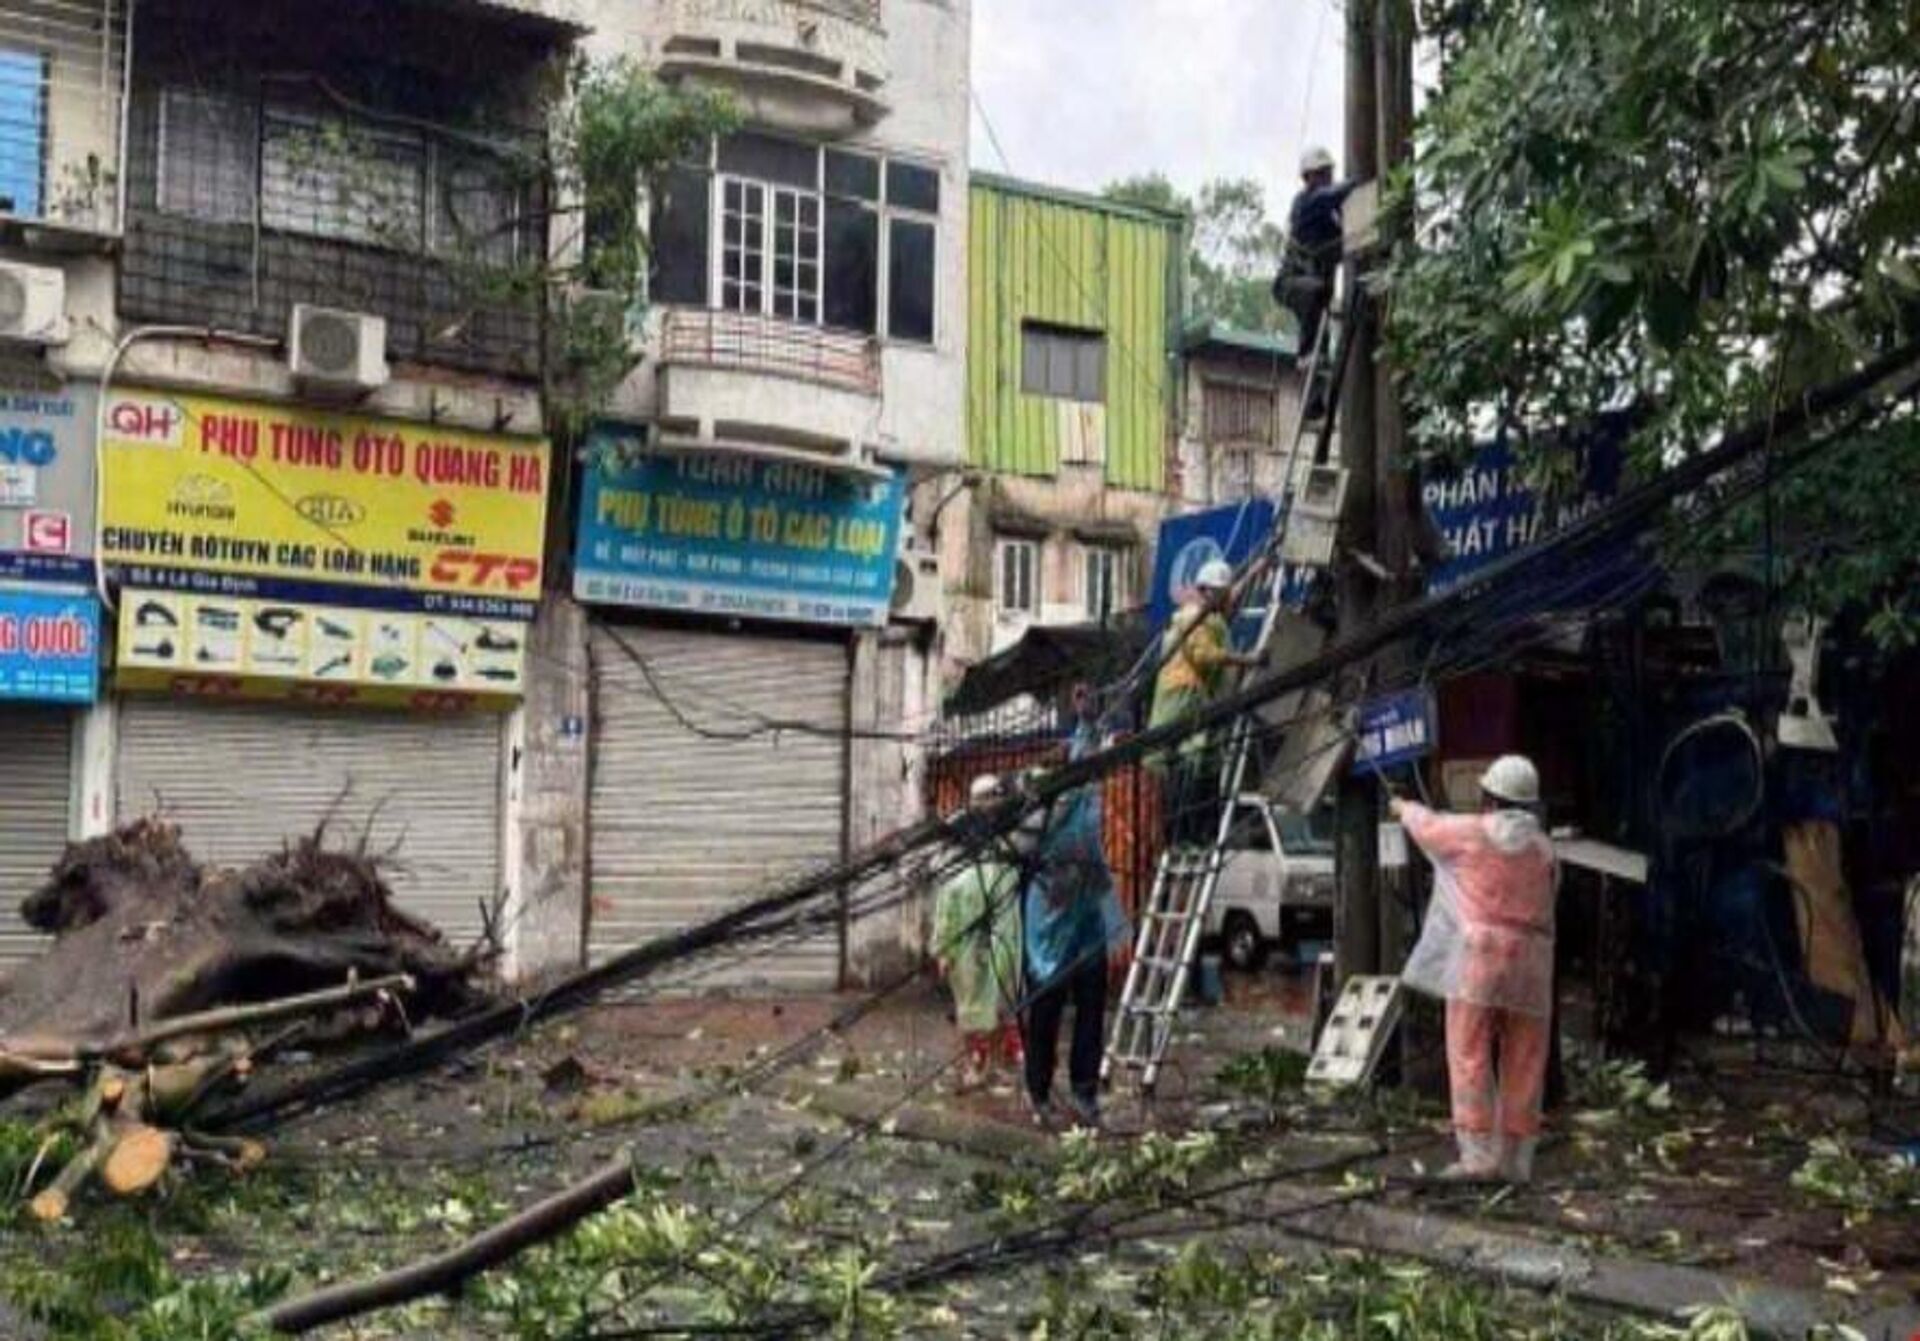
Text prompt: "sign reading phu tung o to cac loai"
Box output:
[[574, 438, 905, 628]]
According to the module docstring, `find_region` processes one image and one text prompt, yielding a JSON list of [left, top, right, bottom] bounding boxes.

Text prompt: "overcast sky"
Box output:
[[968, 0, 1348, 224]]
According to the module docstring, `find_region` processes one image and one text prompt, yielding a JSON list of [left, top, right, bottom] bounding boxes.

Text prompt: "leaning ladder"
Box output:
[[1103, 289, 1358, 1094]]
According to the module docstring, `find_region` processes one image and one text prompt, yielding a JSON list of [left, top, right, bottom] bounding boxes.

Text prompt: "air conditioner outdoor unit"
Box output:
[[289, 304, 389, 394], [0, 262, 69, 345], [889, 540, 945, 625]]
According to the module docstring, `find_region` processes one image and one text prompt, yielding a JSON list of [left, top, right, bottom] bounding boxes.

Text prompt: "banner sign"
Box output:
[[1149, 500, 1313, 646], [101, 390, 550, 619], [1352, 688, 1436, 772], [116, 588, 523, 711], [0, 384, 97, 561], [0, 585, 99, 703], [1422, 426, 1624, 593], [574, 446, 905, 628]]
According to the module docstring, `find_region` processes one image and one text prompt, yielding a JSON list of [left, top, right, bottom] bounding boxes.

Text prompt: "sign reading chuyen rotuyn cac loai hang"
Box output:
[[574, 442, 905, 629]]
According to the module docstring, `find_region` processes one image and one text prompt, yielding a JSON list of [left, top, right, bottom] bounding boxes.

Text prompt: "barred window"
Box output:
[[433, 148, 525, 267], [262, 110, 424, 248], [1203, 379, 1277, 444], [157, 89, 256, 225]]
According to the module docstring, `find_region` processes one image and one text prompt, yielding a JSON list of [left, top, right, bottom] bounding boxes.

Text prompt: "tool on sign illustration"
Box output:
[[475, 666, 517, 682], [370, 654, 408, 680], [314, 652, 351, 677], [131, 638, 174, 659], [196, 606, 240, 631], [317, 617, 354, 641], [474, 626, 518, 653], [425, 621, 465, 654], [254, 607, 302, 641], [135, 600, 177, 629], [431, 660, 458, 682]]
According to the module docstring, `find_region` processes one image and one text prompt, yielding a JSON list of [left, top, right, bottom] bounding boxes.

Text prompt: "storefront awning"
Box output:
[[946, 617, 1150, 718]]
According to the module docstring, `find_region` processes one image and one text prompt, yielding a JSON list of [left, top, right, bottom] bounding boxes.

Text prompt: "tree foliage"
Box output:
[[1105, 174, 1292, 335], [1388, 0, 1920, 637]]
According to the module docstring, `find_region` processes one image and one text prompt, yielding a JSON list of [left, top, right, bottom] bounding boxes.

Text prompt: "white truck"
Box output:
[[1201, 795, 1339, 970]]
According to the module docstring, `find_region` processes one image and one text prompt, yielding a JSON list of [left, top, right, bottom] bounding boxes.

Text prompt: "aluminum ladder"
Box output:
[[1103, 286, 1359, 1094]]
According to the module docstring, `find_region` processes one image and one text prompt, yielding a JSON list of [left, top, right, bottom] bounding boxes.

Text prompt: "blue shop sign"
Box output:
[[1422, 420, 1626, 593], [1352, 688, 1435, 772], [0, 586, 99, 703], [574, 444, 905, 629], [1149, 500, 1313, 646]]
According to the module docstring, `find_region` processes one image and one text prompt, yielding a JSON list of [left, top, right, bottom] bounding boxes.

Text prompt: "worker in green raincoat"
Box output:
[[932, 774, 1023, 1091]]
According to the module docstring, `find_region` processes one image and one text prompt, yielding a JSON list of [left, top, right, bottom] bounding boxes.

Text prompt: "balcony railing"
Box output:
[[660, 308, 881, 397], [0, 0, 128, 234]]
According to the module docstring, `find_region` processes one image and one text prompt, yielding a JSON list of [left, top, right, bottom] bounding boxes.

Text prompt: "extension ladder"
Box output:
[[1103, 283, 1360, 1094]]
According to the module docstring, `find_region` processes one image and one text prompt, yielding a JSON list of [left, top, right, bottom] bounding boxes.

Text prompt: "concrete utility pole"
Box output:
[[1333, 0, 1382, 986], [1373, 0, 1418, 972]]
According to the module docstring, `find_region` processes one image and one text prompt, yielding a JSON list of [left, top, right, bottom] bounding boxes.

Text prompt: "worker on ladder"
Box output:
[[1392, 756, 1558, 1183], [932, 774, 1024, 1093], [1274, 146, 1357, 416], [1146, 559, 1260, 851]]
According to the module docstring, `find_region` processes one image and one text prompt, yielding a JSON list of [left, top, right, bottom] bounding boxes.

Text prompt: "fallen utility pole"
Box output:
[[209, 337, 1920, 1138]]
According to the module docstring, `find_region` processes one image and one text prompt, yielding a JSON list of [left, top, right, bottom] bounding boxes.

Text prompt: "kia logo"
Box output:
[[296, 494, 366, 527]]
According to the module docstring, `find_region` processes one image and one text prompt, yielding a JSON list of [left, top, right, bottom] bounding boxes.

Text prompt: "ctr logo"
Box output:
[[428, 499, 457, 529], [430, 550, 539, 591]]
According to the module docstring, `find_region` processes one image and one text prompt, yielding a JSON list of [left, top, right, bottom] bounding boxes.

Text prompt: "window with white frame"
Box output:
[[1084, 545, 1126, 620], [996, 537, 1038, 617], [665, 131, 937, 342]]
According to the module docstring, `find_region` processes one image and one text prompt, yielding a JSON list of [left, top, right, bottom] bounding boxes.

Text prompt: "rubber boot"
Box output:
[[1438, 1130, 1500, 1180], [1501, 1135, 1538, 1184]]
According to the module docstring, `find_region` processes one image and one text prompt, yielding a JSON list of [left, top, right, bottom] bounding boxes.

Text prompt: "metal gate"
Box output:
[[114, 699, 503, 950], [588, 624, 849, 991], [0, 707, 72, 973]]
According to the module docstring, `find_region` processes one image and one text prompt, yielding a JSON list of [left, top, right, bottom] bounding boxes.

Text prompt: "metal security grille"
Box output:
[[587, 625, 849, 992], [114, 699, 504, 950], [0, 0, 127, 229], [0, 706, 70, 973]]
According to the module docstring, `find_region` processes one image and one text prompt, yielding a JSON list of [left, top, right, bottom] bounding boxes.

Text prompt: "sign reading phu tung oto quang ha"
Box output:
[[101, 391, 550, 619], [575, 447, 904, 628]]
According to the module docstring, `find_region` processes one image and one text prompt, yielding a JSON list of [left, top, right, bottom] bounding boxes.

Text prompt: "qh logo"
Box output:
[[107, 396, 188, 448], [428, 499, 457, 529]]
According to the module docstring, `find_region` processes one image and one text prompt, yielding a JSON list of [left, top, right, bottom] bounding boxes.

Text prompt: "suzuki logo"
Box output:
[[428, 499, 457, 529]]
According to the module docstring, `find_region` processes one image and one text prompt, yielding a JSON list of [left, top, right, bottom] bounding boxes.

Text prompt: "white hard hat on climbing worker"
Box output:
[[1479, 754, 1541, 807], [1195, 559, 1235, 592], [1300, 146, 1335, 175], [968, 774, 1001, 804]]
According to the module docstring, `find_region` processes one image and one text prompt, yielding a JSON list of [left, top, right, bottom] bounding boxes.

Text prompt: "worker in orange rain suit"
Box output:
[[1391, 754, 1557, 1183]]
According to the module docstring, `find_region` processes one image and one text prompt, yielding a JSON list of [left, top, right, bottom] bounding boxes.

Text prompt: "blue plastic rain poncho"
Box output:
[[1023, 730, 1130, 989]]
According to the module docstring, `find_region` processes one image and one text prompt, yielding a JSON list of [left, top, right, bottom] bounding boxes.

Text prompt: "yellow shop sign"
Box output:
[[101, 391, 549, 616], [116, 588, 525, 711]]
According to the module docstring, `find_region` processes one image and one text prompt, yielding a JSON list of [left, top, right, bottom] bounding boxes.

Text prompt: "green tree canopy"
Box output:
[[1389, 0, 1920, 638], [1105, 174, 1292, 336]]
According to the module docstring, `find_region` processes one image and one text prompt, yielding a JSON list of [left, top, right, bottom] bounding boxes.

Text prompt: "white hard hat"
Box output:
[[969, 774, 1001, 803], [1195, 559, 1234, 591], [1479, 755, 1541, 807], [1300, 146, 1335, 175]]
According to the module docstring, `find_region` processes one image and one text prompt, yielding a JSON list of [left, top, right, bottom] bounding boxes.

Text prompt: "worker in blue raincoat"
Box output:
[[1020, 715, 1130, 1130]]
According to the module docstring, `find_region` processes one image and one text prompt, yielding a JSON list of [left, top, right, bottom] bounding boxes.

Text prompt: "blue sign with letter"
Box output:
[[573, 441, 905, 628], [1353, 688, 1435, 771], [0, 586, 99, 702], [1421, 423, 1625, 593]]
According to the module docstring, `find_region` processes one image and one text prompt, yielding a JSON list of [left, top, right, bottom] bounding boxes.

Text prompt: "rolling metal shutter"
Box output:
[[114, 699, 502, 950], [589, 624, 848, 991], [0, 708, 72, 974]]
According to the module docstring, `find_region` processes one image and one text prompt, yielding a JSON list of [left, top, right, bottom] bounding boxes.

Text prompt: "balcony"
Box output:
[[0, 0, 128, 244], [653, 0, 888, 136], [655, 307, 886, 477]]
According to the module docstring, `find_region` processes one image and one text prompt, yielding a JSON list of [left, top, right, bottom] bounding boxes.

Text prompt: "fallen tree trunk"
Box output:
[[0, 820, 485, 1099]]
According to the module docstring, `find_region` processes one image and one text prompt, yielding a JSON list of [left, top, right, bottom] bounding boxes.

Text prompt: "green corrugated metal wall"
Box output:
[[967, 177, 1181, 491]]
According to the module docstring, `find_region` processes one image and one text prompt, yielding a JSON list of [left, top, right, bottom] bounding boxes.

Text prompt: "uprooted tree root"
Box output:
[[0, 817, 495, 1219]]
